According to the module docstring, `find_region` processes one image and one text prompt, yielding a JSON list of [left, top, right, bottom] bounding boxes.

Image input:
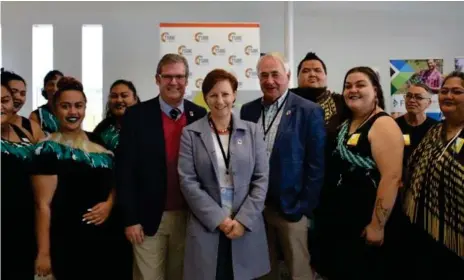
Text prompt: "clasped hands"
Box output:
[[219, 217, 245, 239]]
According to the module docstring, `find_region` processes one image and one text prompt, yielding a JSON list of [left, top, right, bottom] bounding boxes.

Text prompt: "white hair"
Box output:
[[256, 52, 290, 74]]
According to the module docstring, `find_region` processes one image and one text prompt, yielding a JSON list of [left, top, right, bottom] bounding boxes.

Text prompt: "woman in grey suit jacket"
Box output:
[[178, 69, 270, 280]]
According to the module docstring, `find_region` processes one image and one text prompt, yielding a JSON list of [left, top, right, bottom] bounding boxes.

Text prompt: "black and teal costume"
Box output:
[[31, 104, 60, 135], [31, 131, 128, 279], [1, 124, 36, 280], [93, 117, 120, 152]]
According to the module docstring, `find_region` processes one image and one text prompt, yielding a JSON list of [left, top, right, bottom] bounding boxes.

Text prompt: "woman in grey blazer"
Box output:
[[178, 69, 270, 280]]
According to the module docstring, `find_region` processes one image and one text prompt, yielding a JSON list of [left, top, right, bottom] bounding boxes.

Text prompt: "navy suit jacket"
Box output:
[[115, 96, 207, 235], [240, 91, 326, 221]]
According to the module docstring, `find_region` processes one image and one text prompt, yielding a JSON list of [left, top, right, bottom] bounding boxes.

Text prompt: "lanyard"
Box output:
[[261, 94, 289, 138], [209, 117, 233, 175]]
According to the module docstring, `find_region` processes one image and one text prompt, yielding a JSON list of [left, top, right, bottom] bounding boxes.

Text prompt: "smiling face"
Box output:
[[55, 90, 86, 132], [405, 85, 432, 115], [258, 56, 290, 103], [8, 80, 27, 113], [343, 72, 378, 115], [1, 85, 14, 125], [439, 77, 464, 121], [108, 83, 138, 117], [298, 60, 327, 88], [156, 62, 187, 105], [45, 75, 62, 101], [205, 80, 236, 119]]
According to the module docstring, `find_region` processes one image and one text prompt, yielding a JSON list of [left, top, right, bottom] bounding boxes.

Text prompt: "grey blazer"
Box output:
[[178, 113, 270, 280]]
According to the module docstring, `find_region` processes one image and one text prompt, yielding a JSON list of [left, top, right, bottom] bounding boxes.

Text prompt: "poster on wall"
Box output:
[[159, 22, 261, 109], [455, 57, 464, 72], [390, 59, 444, 120]]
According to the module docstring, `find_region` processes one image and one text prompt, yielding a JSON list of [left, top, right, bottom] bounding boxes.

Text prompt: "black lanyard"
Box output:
[[262, 94, 289, 138], [209, 117, 233, 175]]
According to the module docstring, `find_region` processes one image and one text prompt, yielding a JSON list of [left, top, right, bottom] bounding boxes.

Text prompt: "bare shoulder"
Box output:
[[369, 114, 403, 142]]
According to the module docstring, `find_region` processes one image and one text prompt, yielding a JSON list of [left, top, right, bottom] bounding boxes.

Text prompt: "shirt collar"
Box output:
[[262, 89, 289, 109], [159, 95, 185, 116]]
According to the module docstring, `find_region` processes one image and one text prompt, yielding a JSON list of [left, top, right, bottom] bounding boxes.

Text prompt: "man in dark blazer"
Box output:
[[241, 52, 326, 280], [116, 54, 207, 280]]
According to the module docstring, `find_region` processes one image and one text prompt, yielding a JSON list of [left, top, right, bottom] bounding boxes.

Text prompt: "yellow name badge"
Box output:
[[453, 137, 464, 154], [403, 134, 411, 146], [347, 133, 361, 146]]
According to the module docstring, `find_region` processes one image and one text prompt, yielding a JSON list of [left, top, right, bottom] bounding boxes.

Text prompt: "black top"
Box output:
[[1, 124, 36, 278], [21, 116, 33, 135], [395, 115, 437, 167]]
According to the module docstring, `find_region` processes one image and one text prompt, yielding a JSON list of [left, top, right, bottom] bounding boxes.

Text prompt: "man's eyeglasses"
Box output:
[[439, 88, 464, 95], [159, 74, 187, 82], [405, 93, 430, 101]]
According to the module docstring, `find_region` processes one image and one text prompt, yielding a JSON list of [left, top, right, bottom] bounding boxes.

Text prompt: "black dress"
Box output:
[[31, 104, 59, 135], [1, 125, 36, 280], [31, 132, 127, 280], [94, 117, 134, 280], [312, 112, 407, 280]]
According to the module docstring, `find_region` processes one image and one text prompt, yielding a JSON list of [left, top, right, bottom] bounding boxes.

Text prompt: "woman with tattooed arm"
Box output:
[[312, 67, 406, 280]]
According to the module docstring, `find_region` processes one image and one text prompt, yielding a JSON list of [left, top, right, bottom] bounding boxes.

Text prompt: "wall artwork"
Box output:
[[455, 57, 464, 72], [390, 59, 444, 120]]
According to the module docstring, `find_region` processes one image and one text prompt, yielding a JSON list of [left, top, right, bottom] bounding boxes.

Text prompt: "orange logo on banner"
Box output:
[[161, 32, 175, 42], [228, 32, 243, 42], [195, 78, 204, 89], [245, 68, 257, 78], [211, 45, 226, 56], [244, 45, 259, 55], [195, 55, 209, 65], [194, 32, 209, 42], [178, 45, 192, 55], [228, 55, 243, 65]]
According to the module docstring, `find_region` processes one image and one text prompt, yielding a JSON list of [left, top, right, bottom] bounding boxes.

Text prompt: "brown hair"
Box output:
[[202, 69, 238, 97], [53, 76, 87, 106], [156, 54, 189, 77]]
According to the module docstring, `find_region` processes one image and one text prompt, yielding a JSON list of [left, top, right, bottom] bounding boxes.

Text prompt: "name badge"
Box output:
[[453, 137, 464, 154], [347, 133, 361, 146], [403, 134, 411, 146]]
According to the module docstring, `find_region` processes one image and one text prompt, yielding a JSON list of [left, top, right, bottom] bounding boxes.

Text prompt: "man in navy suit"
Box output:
[[241, 52, 326, 280], [116, 54, 207, 280]]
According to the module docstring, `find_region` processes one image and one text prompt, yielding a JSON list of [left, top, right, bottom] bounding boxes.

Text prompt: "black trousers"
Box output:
[[216, 232, 234, 280]]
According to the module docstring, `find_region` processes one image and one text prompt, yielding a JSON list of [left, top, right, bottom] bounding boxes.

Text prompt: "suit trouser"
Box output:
[[133, 210, 187, 280], [260, 207, 313, 280]]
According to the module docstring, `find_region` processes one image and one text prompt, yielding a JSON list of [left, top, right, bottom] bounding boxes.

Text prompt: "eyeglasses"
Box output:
[[405, 93, 430, 101], [439, 88, 464, 95], [159, 74, 187, 82]]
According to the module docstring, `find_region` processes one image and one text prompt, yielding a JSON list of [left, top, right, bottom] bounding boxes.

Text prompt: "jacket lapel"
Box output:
[[197, 117, 221, 183], [229, 114, 247, 187], [146, 97, 166, 159], [243, 99, 262, 124], [184, 100, 201, 125], [274, 92, 297, 147]]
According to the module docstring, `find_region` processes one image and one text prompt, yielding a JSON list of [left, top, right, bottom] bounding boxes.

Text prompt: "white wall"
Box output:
[[2, 1, 463, 116]]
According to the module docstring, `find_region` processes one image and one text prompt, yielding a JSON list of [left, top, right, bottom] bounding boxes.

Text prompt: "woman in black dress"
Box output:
[[29, 70, 63, 135], [312, 67, 406, 280], [1, 68, 44, 141], [32, 77, 124, 279], [1, 82, 36, 279], [93, 79, 139, 152]]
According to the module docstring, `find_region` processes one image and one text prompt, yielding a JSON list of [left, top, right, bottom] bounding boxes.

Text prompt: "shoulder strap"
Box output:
[[10, 124, 34, 143], [21, 116, 33, 135]]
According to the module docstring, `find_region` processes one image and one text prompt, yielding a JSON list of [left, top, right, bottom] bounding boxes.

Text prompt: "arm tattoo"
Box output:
[[375, 198, 392, 228]]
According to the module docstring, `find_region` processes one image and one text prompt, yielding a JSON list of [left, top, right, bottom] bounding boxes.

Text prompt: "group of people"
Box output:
[[1, 51, 463, 280]]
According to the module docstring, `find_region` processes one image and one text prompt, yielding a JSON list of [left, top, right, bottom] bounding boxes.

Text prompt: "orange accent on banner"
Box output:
[[160, 22, 260, 28]]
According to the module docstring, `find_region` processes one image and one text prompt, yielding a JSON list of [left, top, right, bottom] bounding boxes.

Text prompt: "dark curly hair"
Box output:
[[52, 76, 87, 107]]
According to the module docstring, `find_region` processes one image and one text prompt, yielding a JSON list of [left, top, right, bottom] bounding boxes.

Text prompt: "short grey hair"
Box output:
[[156, 54, 190, 77], [409, 82, 432, 97], [256, 52, 290, 74]]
